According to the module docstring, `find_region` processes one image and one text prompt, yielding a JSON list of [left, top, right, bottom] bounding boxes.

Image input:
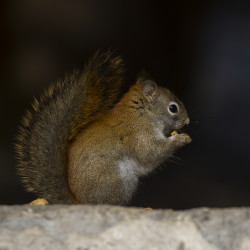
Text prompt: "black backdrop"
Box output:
[[1, 0, 250, 209]]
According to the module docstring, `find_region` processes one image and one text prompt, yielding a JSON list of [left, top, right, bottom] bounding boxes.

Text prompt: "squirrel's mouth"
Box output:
[[164, 117, 190, 138], [164, 129, 182, 138]]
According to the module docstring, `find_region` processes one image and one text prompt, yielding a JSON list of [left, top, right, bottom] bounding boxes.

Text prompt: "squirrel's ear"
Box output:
[[142, 80, 158, 103], [136, 71, 152, 84]]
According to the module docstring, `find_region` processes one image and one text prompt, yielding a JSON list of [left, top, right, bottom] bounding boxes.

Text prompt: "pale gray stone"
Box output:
[[0, 205, 250, 250]]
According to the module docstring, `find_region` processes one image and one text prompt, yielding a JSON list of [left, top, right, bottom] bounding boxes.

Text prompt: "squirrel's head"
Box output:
[[139, 80, 190, 137]]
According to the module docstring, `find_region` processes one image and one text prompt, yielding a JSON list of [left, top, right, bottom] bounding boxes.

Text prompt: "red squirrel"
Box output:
[[16, 51, 191, 205]]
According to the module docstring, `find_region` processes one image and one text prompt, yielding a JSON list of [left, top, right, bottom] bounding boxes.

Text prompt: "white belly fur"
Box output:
[[117, 157, 150, 202]]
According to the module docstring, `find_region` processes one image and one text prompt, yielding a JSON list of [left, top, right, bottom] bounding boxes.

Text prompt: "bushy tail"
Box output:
[[15, 51, 125, 203]]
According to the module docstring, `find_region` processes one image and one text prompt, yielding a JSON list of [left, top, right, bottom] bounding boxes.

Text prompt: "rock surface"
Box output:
[[0, 205, 250, 250]]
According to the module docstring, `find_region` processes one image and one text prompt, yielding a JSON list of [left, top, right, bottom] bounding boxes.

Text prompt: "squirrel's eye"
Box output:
[[168, 103, 178, 114]]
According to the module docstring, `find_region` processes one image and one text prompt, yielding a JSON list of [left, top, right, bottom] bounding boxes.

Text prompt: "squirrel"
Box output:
[[15, 50, 191, 205]]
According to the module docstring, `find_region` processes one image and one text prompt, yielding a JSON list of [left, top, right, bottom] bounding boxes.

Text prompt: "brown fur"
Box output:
[[15, 51, 191, 205], [15, 50, 126, 204], [68, 81, 191, 204]]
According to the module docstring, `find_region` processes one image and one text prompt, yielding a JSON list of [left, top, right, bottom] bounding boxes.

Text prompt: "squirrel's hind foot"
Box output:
[[29, 198, 49, 205]]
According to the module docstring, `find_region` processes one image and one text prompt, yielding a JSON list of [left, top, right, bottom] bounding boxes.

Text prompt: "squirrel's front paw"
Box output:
[[181, 133, 192, 144], [171, 133, 192, 145]]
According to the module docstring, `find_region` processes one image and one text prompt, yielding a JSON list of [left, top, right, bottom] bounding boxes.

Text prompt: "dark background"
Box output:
[[1, 0, 250, 209]]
